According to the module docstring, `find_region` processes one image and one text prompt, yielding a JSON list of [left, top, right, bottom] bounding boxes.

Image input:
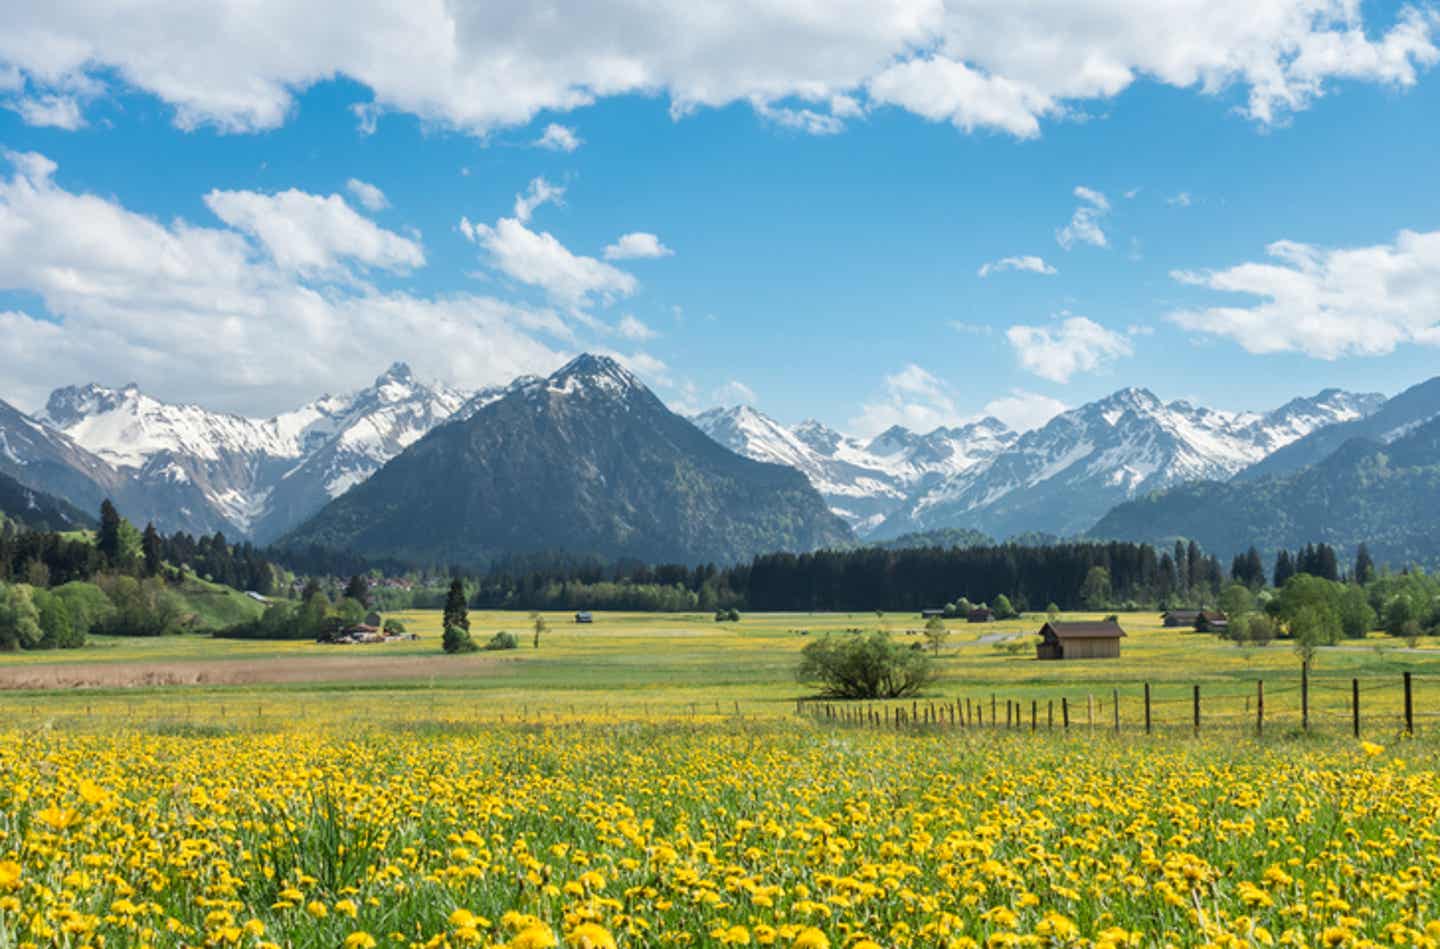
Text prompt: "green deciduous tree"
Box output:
[[922, 615, 950, 654], [797, 631, 933, 699]]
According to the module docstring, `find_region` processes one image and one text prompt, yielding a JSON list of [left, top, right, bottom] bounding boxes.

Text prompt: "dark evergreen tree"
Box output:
[[1354, 543, 1376, 585], [1274, 549, 1296, 588], [97, 500, 122, 566], [141, 523, 162, 577], [344, 574, 370, 608], [1317, 544, 1340, 582], [443, 578, 469, 632]]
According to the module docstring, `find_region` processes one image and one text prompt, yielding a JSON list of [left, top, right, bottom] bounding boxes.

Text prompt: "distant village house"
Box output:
[[575, 611, 593, 624], [967, 607, 994, 623]]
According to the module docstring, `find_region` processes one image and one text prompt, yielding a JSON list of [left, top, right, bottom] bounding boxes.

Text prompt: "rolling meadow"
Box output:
[[3, 611, 1440, 947]]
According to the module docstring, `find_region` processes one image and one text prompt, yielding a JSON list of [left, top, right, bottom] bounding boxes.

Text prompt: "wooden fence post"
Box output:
[[1144, 683, 1151, 735], [991, 693, 997, 724], [1301, 661, 1309, 732], [1087, 693, 1094, 730], [1256, 680, 1264, 736], [1192, 685, 1200, 736], [1404, 671, 1414, 735], [1062, 697, 1070, 730], [1352, 678, 1360, 738], [1112, 688, 1120, 733], [1031, 699, 1037, 731], [1048, 699, 1054, 729]]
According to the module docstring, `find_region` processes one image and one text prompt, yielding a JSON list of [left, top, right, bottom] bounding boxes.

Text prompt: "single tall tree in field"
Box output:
[[923, 615, 950, 654], [531, 611, 548, 649], [443, 579, 469, 632]]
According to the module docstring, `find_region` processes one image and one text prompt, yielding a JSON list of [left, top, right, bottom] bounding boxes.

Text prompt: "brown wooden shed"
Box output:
[[1036, 619, 1125, 660]]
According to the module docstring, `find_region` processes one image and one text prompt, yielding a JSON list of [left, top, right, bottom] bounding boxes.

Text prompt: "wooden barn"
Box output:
[[1036, 619, 1125, 660], [967, 607, 995, 623], [1161, 610, 1200, 628], [921, 608, 946, 619], [1195, 610, 1228, 633]]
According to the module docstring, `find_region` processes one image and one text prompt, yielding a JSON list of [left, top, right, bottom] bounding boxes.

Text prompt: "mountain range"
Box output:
[[279, 355, 851, 565], [698, 387, 1383, 540], [2, 363, 468, 542], [7, 353, 1440, 567]]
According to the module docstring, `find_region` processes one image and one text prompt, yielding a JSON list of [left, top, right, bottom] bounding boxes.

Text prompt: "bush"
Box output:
[[484, 631, 518, 651], [796, 631, 934, 699], [992, 594, 1017, 620], [442, 624, 478, 654], [715, 608, 741, 623], [383, 618, 407, 636]]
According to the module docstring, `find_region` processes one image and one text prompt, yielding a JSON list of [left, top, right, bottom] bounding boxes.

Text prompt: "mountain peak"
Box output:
[[547, 353, 644, 396], [375, 362, 415, 385]]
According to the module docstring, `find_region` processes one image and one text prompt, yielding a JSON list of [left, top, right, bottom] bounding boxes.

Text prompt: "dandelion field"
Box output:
[[4, 611, 1440, 947]]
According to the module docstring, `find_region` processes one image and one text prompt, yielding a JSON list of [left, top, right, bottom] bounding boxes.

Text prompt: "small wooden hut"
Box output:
[[1036, 619, 1125, 660]]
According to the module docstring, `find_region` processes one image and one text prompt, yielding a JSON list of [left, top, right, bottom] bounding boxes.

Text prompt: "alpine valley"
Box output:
[[8, 351, 1440, 566]]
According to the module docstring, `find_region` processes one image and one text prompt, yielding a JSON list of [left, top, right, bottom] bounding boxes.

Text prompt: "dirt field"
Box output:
[[0, 652, 509, 690]]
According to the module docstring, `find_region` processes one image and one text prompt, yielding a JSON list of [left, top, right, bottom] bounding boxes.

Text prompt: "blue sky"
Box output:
[[2, 1, 1439, 435]]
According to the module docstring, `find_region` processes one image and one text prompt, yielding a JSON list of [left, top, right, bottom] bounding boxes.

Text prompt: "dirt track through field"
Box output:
[[0, 654, 509, 690]]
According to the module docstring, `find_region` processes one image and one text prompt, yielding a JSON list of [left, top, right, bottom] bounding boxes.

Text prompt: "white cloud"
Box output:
[[12, 94, 86, 129], [981, 390, 1069, 432], [345, 177, 389, 211], [1167, 191, 1193, 207], [1168, 229, 1440, 358], [603, 232, 674, 260], [1006, 316, 1134, 382], [948, 321, 994, 336], [752, 99, 849, 134], [977, 255, 1057, 277], [0, 151, 570, 414], [713, 380, 757, 405], [535, 123, 583, 152], [1056, 186, 1110, 249], [851, 364, 965, 436], [616, 314, 657, 340], [204, 187, 424, 277], [1, 1, 1433, 137], [513, 176, 564, 223]]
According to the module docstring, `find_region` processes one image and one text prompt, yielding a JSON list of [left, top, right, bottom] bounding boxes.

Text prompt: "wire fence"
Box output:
[[797, 669, 1428, 739]]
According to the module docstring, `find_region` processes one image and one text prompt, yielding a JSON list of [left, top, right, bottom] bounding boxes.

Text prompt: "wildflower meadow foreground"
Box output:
[[2, 722, 1437, 948]]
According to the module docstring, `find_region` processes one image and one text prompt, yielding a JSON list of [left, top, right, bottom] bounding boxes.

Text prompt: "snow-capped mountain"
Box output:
[[692, 406, 1016, 533], [874, 386, 1384, 540], [281, 354, 851, 565], [37, 363, 470, 540]]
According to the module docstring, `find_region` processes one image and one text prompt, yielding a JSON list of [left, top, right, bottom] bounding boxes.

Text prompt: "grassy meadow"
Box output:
[[4, 610, 1440, 947]]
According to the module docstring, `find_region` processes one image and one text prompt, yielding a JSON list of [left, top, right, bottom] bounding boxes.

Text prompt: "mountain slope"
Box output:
[[692, 406, 1015, 534], [0, 469, 96, 531], [1091, 415, 1440, 566], [281, 355, 853, 565], [874, 387, 1382, 540], [1234, 377, 1440, 482], [0, 398, 129, 516]]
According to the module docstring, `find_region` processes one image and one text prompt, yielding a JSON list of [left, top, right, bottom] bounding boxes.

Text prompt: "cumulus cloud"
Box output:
[[535, 123, 583, 152], [0, 151, 569, 413], [12, 94, 86, 129], [713, 380, 758, 405], [345, 177, 389, 211], [1006, 316, 1134, 382], [981, 390, 1070, 432], [1056, 186, 1110, 249], [513, 177, 565, 223], [0, 1, 1433, 137], [603, 232, 674, 260], [977, 255, 1057, 277], [460, 179, 636, 310], [616, 314, 657, 340], [204, 188, 424, 277], [850, 364, 966, 436], [1167, 229, 1440, 358]]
